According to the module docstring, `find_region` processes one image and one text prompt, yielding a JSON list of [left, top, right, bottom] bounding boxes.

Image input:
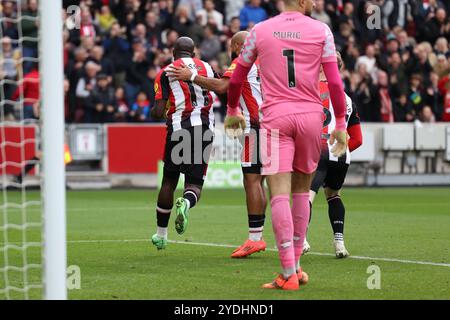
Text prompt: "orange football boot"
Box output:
[[262, 274, 299, 290], [231, 239, 266, 258], [297, 268, 309, 285]]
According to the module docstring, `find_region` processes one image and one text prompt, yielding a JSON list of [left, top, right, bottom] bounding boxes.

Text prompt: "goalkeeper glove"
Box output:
[[224, 107, 246, 139], [329, 130, 348, 158]]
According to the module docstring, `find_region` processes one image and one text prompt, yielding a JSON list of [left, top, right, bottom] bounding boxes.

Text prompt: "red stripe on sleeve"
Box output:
[[241, 81, 259, 123], [347, 123, 363, 152]]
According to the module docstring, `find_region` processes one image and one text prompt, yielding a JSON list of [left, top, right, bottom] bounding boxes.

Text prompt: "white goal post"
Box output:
[[1, 0, 66, 300], [39, 0, 67, 300]]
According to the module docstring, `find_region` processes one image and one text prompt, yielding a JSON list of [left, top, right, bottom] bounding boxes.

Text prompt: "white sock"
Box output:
[[157, 227, 168, 240], [184, 199, 191, 210], [283, 267, 296, 280], [334, 233, 344, 242], [249, 227, 263, 241]]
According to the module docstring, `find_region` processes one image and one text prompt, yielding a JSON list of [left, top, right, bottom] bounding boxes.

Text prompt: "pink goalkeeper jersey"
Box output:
[[238, 11, 338, 122]]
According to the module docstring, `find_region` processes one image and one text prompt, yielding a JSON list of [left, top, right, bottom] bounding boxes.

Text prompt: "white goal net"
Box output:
[[1, 0, 66, 300]]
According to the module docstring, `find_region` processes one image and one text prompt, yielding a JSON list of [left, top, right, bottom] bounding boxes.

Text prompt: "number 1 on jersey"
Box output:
[[283, 49, 296, 88]]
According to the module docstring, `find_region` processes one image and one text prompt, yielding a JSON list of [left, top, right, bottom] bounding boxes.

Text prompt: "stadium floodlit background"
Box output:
[[0, 0, 449, 300]]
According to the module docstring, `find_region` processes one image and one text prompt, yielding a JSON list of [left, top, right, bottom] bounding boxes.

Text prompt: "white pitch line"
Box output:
[[4, 205, 250, 213], [66, 203, 448, 212], [67, 205, 248, 212], [67, 238, 450, 268], [4, 202, 448, 213]]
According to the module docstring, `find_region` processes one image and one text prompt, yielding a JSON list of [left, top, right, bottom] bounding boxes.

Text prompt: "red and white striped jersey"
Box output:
[[223, 58, 262, 130], [155, 58, 218, 132], [319, 81, 360, 164]]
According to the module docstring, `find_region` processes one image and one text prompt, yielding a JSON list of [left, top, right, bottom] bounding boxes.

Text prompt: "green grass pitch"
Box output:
[[1, 187, 450, 300]]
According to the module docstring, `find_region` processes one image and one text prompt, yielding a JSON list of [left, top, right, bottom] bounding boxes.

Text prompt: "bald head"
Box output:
[[230, 31, 249, 60], [231, 31, 248, 47], [173, 37, 195, 59]]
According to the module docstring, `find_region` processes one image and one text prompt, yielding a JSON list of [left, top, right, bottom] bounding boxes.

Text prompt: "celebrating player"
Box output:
[[166, 31, 267, 259], [150, 37, 217, 250], [303, 52, 363, 258], [226, 0, 348, 290]]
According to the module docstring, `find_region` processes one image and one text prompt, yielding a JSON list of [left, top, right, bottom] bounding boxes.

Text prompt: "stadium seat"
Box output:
[[382, 125, 415, 174], [352, 130, 376, 163], [415, 125, 446, 173], [415, 124, 446, 151], [447, 128, 450, 162]]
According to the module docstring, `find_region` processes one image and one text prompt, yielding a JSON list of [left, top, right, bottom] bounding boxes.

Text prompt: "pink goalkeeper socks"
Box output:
[[271, 195, 296, 277], [292, 193, 310, 268]]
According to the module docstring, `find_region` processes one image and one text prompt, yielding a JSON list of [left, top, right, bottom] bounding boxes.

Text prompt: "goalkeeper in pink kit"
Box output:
[[226, 0, 348, 290]]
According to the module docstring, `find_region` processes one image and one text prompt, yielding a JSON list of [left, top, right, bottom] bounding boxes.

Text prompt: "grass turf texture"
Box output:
[[1, 188, 449, 300]]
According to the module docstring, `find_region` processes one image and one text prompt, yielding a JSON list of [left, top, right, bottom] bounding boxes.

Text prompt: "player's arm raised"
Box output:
[[166, 64, 230, 94]]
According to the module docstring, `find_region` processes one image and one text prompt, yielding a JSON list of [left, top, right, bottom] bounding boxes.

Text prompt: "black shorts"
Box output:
[[164, 125, 214, 186], [310, 158, 349, 193], [239, 127, 262, 175]]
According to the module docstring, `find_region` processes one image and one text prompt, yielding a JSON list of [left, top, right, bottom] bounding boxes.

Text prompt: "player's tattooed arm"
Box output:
[[194, 76, 230, 94], [151, 99, 168, 120], [166, 65, 229, 94]]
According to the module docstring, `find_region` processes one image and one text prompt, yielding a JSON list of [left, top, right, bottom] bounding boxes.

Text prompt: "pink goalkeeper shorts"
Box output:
[[260, 112, 323, 175]]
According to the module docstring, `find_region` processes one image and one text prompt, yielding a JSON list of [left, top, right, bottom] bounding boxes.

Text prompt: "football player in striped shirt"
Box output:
[[150, 37, 218, 250], [303, 52, 363, 258], [167, 31, 267, 259]]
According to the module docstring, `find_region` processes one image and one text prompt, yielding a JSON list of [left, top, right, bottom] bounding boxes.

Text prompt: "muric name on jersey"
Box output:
[[273, 31, 301, 40]]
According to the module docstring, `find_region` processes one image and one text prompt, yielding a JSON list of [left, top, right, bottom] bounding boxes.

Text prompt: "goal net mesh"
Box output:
[[0, 0, 43, 299]]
